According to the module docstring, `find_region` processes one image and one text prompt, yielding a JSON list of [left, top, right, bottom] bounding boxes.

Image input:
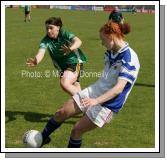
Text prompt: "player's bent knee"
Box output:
[[54, 109, 68, 122]]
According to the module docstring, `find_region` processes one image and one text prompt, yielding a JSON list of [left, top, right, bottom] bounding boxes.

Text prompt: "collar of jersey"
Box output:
[[107, 42, 129, 59]]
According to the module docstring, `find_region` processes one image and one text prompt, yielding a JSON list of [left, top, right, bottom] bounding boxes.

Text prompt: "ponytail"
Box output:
[[100, 21, 131, 39], [119, 23, 131, 35]]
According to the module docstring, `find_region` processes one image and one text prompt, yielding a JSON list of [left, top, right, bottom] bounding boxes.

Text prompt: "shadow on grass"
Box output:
[[6, 83, 154, 124], [135, 83, 155, 88], [5, 111, 82, 125]]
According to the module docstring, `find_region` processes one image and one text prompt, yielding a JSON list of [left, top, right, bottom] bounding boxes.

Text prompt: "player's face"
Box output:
[[46, 24, 60, 39], [100, 32, 114, 50]]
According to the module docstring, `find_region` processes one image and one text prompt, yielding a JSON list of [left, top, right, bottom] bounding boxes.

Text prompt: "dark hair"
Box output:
[[45, 17, 63, 28], [99, 21, 131, 39]]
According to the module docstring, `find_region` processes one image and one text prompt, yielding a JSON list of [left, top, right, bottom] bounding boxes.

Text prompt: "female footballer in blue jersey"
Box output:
[[40, 21, 140, 148], [26, 17, 87, 96]]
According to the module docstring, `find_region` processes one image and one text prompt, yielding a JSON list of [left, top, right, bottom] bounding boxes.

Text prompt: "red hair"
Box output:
[[99, 21, 131, 39]]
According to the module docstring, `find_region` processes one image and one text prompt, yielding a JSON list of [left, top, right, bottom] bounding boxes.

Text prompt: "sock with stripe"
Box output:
[[67, 137, 82, 148], [41, 117, 62, 142]]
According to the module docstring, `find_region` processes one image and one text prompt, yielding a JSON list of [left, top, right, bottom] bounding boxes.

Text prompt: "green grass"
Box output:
[[5, 8, 155, 148]]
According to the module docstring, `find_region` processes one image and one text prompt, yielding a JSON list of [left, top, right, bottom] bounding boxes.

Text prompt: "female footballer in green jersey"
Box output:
[[108, 6, 124, 24], [24, 5, 31, 22], [26, 17, 87, 96]]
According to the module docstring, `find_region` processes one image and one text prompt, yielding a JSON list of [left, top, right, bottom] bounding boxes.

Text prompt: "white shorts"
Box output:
[[73, 88, 114, 128]]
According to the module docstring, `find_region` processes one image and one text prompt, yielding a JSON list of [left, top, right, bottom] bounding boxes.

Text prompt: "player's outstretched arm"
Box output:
[[26, 48, 45, 67]]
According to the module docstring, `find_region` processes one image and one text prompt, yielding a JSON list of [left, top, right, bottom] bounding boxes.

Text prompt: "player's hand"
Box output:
[[60, 44, 72, 56], [80, 98, 99, 107], [26, 58, 37, 67]]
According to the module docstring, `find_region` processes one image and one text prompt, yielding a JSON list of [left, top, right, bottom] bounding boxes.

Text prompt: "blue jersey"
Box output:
[[88, 43, 140, 112]]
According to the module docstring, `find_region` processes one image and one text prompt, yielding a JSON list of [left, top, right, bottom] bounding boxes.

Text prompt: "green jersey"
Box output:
[[39, 29, 87, 71], [25, 5, 31, 12], [109, 11, 123, 23]]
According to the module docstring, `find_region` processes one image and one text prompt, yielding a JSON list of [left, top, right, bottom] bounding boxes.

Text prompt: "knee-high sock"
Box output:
[[68, 137, 82, 148], [41, 117, 62, 141]]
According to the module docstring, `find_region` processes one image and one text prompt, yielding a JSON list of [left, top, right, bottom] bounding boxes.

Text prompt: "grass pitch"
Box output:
[[5, 8, 155, 148]]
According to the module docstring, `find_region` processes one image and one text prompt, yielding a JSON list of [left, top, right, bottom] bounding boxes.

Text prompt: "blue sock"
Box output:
[[42, 117, 62, 141], [68, 137, 82, 148]]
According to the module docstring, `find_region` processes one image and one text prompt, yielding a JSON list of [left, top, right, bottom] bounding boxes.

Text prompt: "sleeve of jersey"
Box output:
[[118, 60, 137, 84], [109, 12, 113, 20], [39, 37, 48, 49], [64, 30, 75, 40], [120, 13, 123, 18]]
